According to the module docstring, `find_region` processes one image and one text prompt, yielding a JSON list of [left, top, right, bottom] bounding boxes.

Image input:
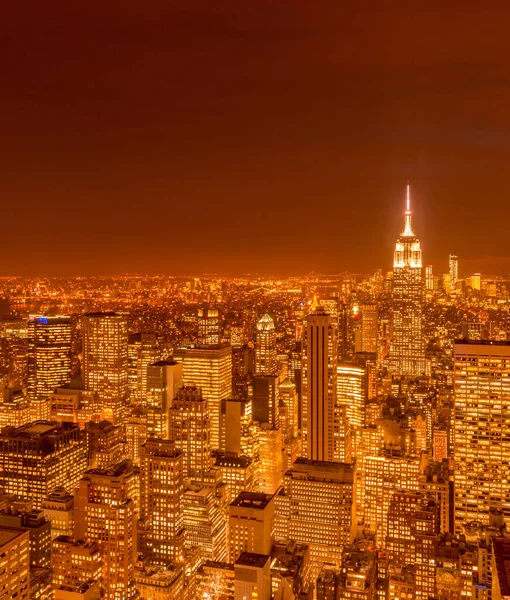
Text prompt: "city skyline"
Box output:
[[1, 4, 510, 598]]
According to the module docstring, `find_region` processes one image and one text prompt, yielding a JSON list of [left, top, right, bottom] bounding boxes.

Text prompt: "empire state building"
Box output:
[[389, 183, 428, 377]]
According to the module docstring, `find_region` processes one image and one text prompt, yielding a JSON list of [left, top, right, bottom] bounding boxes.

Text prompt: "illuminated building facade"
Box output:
[[219, 397, 256, 458], [183, 487, 227, 561], [197, 307, 220, 346], [275, 459, 355, 582], [139, 439, 184, 562], [389, 184, 427, 376], [174, 345, 232, 450], [50, 387, 99, 426], [454, 340, 510, 530], [364, 455, 420, 546], [228, 491, 274, 563], [168, 386, 212, 481], [42, 487, 74, 538], [27, 315, 72, 400], [0, 528, 30, 599], [252, 375, 280, 428], [127, 333, 161, 402], [449, 254, 459, 290], [84, 420, 126, 469], [51, 536, 102, 589], [82, 312, 129, 425], [215, 454, 254, 498], [75, 461, 138, 600], [0, 388, 30, 428], [0, 421, 86, 510], [337, 361, 365, 452], [302, 305, 338, 462], [124, 408, 147, 464], [360, 304, 378, 354], [425, 264, 434, 291], [257, 425, 283, 494], [146, 359, 182, 439], [255, 314, 277, 375]]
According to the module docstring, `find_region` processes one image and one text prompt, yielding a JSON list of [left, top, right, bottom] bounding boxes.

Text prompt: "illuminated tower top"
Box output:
[[394, 182, 422, 269]]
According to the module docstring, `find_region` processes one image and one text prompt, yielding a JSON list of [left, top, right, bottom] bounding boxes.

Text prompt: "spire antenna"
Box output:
[[402, 181, 414, 236]]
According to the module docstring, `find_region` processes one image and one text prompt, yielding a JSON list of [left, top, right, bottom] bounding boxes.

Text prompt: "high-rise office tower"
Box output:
[[255, 314, 277, 376], [127, 333, 161, 402], [228, 491, 275, 563], [0, 421, 86, 509], [173, 345, 232, 450], [146, 359, 183, 439], [364, 455, 420, 547], [302, 305, 338, 462], [337, 362, 365, 432], [360, 304, 378, 354], [82, 312, 129, 425], [413, 498, 439, 600], [449, 253, 459, 291], [389, 183, 427, 376], [454, 340, 510, 531], [219, 397, 257, 460], [257, 425, 283, 494], [75, 461, 138, 600], [274, 459, 355, 582], [139, 438, 184, 562], [27, 315, 72, 400], [252, 375, 280, 428], [425, 264, 434, 291], [183, 486, 227, 562], [197, 308, 220, 346], [168, 386, 212, 481], [0, 527, 30, 599]]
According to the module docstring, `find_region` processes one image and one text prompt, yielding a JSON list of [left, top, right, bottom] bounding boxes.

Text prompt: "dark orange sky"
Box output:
[[2, 1, 510, 276]]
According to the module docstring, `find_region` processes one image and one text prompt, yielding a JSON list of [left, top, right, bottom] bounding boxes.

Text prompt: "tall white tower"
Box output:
[[389, 183, 427, 376]]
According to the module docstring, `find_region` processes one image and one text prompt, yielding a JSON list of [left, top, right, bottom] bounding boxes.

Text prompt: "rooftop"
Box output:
[[236, 552, 270, 569], [231, 491, 273, 510], [0, 528, 25, 546]]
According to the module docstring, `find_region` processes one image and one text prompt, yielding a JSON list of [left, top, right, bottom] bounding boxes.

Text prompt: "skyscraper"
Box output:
[[173, 345, 232, 450], [139, 438, 185, 562], [454, 340, 510, 531], [255, 314, 277, 376], [449, 253, 459, 291], [0, 421, 86, 509], [274, 459, 355, 582], [389, 183, 427, 376], [360, 304, 378, 354], [197, 308, 220, 346], [82, 312, 129, 424], [146, 359, 183, 439], [168, 386, 212, 481], [75, 461, 138, 600], [27, 315, 72, 400], [302, 305, 338, 462]]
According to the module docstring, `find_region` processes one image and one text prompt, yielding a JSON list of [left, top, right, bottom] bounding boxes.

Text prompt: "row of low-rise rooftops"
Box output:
[[0, 420, 81, 454]]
